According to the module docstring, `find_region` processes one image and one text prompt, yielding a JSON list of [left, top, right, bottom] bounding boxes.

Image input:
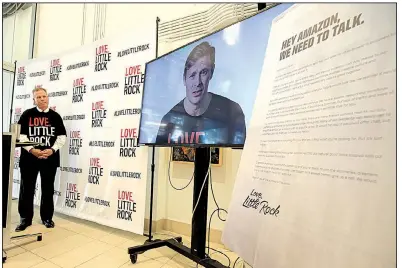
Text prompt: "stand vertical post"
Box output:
[[147, 145, 156, 241], [9, 61, 17, 131], [191, 147, 210, 258], [128, 146, 227, 268], [145, 16, 160, 241]]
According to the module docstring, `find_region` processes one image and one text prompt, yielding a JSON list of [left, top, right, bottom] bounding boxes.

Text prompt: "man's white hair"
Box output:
[[32, 87, 48, 95]]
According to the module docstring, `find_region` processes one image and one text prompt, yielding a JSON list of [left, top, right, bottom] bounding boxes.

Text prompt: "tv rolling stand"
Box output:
[[127, 147, 226, 268]]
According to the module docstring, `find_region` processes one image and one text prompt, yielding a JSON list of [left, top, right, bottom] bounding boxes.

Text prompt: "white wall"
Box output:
[[3, 70, 14, 131], [3, 14, 16, 63], [3, 6, 33, 63], [35, 4, 85, 57], [29, 3, 251, 232], [3, 6, 34, 131], [34, 3, 215, 58]]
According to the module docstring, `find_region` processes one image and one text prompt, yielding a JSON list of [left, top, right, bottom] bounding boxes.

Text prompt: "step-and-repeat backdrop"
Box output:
[[11, 23, 156, 235]]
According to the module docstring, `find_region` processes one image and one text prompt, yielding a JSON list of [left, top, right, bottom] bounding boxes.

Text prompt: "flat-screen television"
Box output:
[[139, 3, 292, 147]]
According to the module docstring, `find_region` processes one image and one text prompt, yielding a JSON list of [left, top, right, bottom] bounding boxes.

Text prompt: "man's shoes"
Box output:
[[42, 220, 55, 228], [15, 220, 32, 232]]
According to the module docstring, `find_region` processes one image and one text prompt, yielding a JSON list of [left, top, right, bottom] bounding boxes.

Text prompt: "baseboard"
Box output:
[[144, 218, 223, 244], [144, 218, 166, 233]]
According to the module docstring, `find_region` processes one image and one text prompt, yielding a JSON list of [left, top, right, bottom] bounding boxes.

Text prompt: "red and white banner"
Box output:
[[11, 23, 156, 234]]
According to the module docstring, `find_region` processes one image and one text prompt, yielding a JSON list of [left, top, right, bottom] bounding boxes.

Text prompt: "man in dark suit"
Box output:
[[16, 87, 67, 231]]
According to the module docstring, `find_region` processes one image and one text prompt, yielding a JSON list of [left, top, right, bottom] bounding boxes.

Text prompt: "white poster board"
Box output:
[[11, 22, 156, 234], [223, 4, 396, 268]]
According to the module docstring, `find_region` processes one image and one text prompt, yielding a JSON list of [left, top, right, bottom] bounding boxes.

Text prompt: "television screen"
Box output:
[[139, 3, 292, 147]]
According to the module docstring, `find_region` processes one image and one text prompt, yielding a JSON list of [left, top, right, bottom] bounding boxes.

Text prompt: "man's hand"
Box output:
[[40, 149, 54, 158], [31, 149, 44, 158]]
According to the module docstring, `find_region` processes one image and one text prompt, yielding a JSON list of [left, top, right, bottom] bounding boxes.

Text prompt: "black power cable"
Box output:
[[168, 148, 194, 190], [205, 165, 232, 267], [233, 257, 241, 268], [209, 166, 226, 221], [166, 149, 232, 267], [195, 248, 231, 268]]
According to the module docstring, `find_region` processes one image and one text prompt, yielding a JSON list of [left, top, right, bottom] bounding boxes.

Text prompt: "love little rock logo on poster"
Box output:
[[28, 117, 55, 146], [16, 66, 26, 86], [14, 108, 22, 123], [29, 70, 46, 78], [117, 190, 137, 221], [65, 182, 81, 209], [15, 94, 30, 100], [91, 101, 107, 128], [14, 149, 20, 170], [242, 189, 281, 217], [54, 190, 61, 197], [95, 45, 111, 72], [88, 157, 104, 185], [117, 43, 150, 58], [119, 128, 138, 158], [91, 81, 119, 92], [124, 65, 144, 95], [114, 108, 141, 117], [66, 60, 90, 71], [88, 140, 115, 148], [69, 130, 82, 156], [72, 78, 87, 103], [50, 59, 62, 81], [84, 196, 110, 207]]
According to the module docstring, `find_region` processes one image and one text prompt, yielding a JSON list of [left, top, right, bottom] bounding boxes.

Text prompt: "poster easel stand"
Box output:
[[3, 125, 43, 263], [9, 61, 17, 134]]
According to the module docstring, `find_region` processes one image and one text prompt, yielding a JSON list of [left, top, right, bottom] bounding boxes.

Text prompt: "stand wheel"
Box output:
[[130, 254, 138, 264], [37, 235, 42, 241]]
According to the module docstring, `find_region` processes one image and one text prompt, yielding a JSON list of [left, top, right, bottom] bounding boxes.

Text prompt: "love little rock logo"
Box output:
[[14, 108, 22, 123], [69, 130, 82, 156], [242, 189, 281, 217], [65, 182, 81, 209], [119, 128, 138, 157], [50, 59, 62, 81], [95, 45, 111, 72], [29, 71, 46, 78], [16, 66, 26, 86], [92, 101, 107, 128], [117, 190, 136, 221], [124, 65, 144, 95], [14, 149, 20, 170], [88, 158, 104, 185], [28, 117, 55, 146], [72, 78, 87, 103], [117, 43, 150, 58]]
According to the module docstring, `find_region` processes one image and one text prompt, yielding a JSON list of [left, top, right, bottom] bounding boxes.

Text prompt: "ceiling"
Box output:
[[2, 3, 32, 18]]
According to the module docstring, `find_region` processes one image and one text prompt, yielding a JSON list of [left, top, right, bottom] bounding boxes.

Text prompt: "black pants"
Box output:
[[18, 161, 57, 222]]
